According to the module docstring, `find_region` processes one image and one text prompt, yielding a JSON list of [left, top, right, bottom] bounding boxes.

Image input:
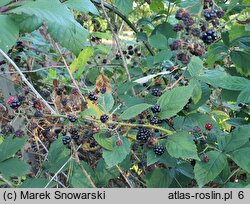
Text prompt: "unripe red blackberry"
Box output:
[[203, 155, 209, 163], [205, 122, 213, 131]]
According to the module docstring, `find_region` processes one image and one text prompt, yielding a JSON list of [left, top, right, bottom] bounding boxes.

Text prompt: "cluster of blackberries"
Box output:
[[100, 114, 109, 123], [151, 88, 162, 97], [62, 136, 71, 145], [153, 145, 165, 156], [88, 92, 97, 101], [201, 29, 218, 44], [70, 128, 79, 140], [9, 98, 21, 110], [136, 128, 151, 142], [68, 115, 77, 123], [115, 45, 141, 60], [151, 104, 161, 113], [175, 8, 195, 27]]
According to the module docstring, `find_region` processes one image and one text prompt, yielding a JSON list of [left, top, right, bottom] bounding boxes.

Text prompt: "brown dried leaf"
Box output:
[[95, 73, 112, 93]]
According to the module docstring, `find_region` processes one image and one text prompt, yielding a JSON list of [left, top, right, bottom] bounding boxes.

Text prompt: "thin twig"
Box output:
[[54, 43, 87, 103], [72, 144, 96, 188], [0, 65, 65, 75], [116, 164, 133, 188], [100, 0, 136, 96], [0, 175, 14, 187], [0, 49, 57, 114]]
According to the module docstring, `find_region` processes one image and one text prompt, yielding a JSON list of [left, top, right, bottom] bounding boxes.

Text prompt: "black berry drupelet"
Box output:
[[151, 88, 162, 97], [216, 10, 224, 18], [88, 92, 98, 101], [150, 116, 160, 125], [34, 110, 43, 118], [100, 114, 109, 123], [136, 128, 151, 142], [173, 24, 184, 32], [201, 29, 218, 44], [154, 145, 165, 156], [10, 99, 21, 110], [204, 9, 217, 21], [151, 104, 161, 113], [100, 87, 107, 94], [62, 136, 71, 145], [68, 115, 77, 123]]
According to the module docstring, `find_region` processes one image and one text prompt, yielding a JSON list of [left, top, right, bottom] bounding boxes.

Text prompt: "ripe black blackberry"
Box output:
[[100, 114, 109, 123], [128, 50, 134, 56], [153, 145, 165, 156], [56, 88, 63, 96], [62, 136, 71, 145], [72, 133, 79, 140], [102, 59, 107, 64], [151, 104, 161, 113], [68, 115, 77, 123], [201, 29, 218, 44], [61, 98, 67, 106], [88, 92, 98, 101], [216, 10, 224, 18], [175, 8, 185, 20], [70, 127, 78, 135], [34, 110, 43, 118], [100, 87, 106, 94], [14, 56, 21, 63], [204, 9, 217, 21], [150, 116, 160, 125], [191, 28, 200, 37], [136, 128, 151, 142], [170, 40, 181, 51], [10, 99, 21, 110], [15, 129, 24, 138], [183, 17, 195, 27], [173, 24, 184, 32], [128, 45, 133, 50], [41, 90, 50, 98], [200, 139, 207, 146], [151, 88, 162, 97]]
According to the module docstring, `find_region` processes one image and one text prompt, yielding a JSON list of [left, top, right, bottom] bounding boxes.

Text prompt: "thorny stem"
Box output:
[[100, 0, 136, 96], [23, 112, 174, 135]]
